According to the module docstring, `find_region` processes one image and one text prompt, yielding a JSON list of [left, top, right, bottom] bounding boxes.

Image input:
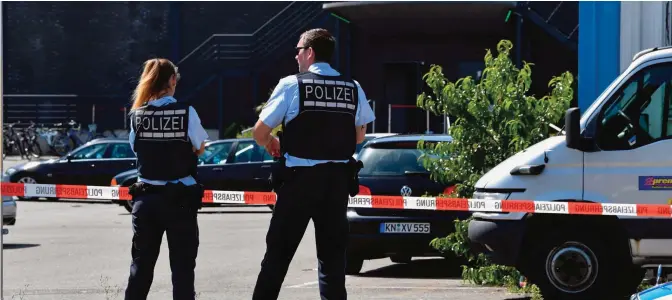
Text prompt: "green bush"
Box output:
[[416, 39, 574, 295]]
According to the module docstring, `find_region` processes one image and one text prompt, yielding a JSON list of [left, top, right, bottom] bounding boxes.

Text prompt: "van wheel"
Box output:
[[525, 227, 641, 299]]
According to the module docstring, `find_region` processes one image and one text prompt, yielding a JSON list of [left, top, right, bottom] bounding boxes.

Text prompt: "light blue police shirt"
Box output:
[[259, 62, 376, 167], [128, 96, 209, 186]]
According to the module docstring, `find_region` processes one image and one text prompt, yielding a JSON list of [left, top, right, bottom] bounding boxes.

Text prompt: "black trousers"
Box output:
[[125, 182, 200, 300], [252, 162, 351, 300]]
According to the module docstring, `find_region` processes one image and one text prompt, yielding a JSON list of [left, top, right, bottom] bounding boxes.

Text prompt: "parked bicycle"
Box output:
[[45, 120, 106, 156]]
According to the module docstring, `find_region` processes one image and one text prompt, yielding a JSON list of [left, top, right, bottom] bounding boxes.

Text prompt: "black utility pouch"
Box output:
[[347, 158, 364, 197]]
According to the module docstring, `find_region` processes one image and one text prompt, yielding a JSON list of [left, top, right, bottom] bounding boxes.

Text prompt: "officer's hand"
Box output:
[[265, 137, 281, 157]]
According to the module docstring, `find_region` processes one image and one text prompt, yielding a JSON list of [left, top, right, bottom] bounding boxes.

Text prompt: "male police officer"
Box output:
[[251, 28, 375, 300]]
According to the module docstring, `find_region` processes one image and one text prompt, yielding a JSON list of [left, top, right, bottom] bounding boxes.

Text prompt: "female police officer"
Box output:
[[124, 58, 208, 300]]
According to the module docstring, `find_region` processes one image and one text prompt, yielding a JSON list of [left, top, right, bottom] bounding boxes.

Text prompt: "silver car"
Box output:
[[2, 173, 17, 235]]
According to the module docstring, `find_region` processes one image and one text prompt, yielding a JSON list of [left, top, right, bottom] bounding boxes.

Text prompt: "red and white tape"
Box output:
[[1, 183, 671, 217]]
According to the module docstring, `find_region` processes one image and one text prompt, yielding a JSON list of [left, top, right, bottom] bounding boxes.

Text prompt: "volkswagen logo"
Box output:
[[400, 185, 412, 196]]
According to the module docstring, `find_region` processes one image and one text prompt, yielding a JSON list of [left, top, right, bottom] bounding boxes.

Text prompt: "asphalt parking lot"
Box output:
[[1, 157, 533, 299]]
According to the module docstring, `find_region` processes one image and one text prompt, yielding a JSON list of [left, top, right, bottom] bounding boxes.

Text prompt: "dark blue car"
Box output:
[[345, 134, 472, 274], [3, 138, 137, 200], [111, 138, 276, 212]]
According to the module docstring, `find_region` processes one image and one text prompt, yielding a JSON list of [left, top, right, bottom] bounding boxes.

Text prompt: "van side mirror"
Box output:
[[565, 107, 583, 150]]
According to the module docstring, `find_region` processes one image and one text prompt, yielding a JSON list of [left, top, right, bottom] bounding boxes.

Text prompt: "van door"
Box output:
[[583, 61, 672, 256]]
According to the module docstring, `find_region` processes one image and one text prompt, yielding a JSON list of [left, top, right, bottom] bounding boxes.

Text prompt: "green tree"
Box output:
[[415, 39, 573, 292]]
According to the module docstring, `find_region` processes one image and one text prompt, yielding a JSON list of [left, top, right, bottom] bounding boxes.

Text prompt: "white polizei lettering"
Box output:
[[152, 132, 163, 138], [151, 117, 160, 130], [345, 82, 354, 88], [335, 86, 344, 101], [304, 101, 315, 107], [314, 86, 324, 99], [327, 102, 337, 107], [142, 117, 151, 130], [315, 101, 326, 107], [176, 132, 186, 137], [325, 80, 336, 85], [305, 85, 314, 98], [314, 79, 325, 84], [174, 109, 186, 115], [347, 104, 356, 110], [344, 87, 352, 102], [325, 86, 333, 100], [337, 103, 347, 108], [302, 79, 314, 84], [162, 117, 171, 130], [172, 116, 183, 130], [135, 117, 142, 129]]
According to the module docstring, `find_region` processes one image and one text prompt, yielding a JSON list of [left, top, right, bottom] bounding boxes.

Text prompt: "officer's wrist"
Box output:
[[261, 134, 272, 147]]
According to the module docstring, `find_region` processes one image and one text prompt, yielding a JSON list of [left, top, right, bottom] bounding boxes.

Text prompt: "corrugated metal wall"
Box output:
[[619, 1, 670, 73]]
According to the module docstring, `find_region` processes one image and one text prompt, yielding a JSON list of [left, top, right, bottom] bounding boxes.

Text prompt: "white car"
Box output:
[[468, 46, 672, 299], [1, 174, 17, 235], [354, 133, 397, 159]]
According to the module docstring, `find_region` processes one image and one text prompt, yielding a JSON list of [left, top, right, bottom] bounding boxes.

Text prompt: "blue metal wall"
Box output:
[[578, 1, 621, 113]]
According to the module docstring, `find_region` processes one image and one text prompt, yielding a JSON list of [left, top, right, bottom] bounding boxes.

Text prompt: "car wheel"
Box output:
[[345, 256, 363, 275], [16, 176, 38, 200], [525, 227, 642, 299], [390, 255, 412, 264]]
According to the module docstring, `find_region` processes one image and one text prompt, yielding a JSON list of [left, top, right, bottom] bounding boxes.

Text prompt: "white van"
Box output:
[[467, 46, 672, 300]]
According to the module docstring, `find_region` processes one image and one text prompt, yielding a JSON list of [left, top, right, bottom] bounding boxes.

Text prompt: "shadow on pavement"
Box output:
[[357, 258, 464, 279], [3, 243, 40, 250]]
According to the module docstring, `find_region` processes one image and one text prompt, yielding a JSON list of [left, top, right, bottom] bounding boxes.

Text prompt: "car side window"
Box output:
[[199, 142, 233, 165], [70, 143, 108, 160], [597, 63, 672, 150], [232, 141, 270, 163], [108, 143, 136, 159]]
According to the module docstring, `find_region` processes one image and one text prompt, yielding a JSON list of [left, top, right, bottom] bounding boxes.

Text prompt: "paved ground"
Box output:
[[1, 202, 534, 300], [0, 154, 534, 300]]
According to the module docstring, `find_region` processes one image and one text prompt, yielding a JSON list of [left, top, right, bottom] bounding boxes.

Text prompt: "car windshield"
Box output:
[[199, 142, 233, 165], [358, 143, 431, 176], [356, 136, 375, 154]]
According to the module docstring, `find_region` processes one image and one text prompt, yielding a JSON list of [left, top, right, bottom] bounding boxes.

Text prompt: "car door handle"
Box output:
[[261, 165, 271, 168], [213, 167, 223, 171]]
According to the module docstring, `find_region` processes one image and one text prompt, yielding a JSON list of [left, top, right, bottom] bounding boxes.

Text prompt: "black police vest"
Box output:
[[282, 72, 359, 160], [129, 102, 197, 181]]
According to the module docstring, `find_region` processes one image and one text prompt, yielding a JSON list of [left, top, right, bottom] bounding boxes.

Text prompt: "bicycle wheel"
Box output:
[[29, 139, 42, 158], [52, 135, 72, 156]]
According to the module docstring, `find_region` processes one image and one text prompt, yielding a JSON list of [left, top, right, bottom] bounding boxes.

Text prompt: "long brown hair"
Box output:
[[131, 58, 180, 110]]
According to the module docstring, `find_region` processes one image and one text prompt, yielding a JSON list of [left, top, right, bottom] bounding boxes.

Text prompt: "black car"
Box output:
[[346, 134, 471, 274], [111, 138, 276, 212], [4, 138, 137, 199]]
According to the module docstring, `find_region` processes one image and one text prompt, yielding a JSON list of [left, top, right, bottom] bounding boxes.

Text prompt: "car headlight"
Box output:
[[4, 168, 16, 176], [473, 191, 510, 200]]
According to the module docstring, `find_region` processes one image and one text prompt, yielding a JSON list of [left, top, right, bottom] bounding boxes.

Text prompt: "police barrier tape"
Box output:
[[2, 183, 672, 217]]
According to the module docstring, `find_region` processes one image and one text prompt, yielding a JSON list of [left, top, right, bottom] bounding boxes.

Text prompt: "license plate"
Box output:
[[380, 222, 430, 233]]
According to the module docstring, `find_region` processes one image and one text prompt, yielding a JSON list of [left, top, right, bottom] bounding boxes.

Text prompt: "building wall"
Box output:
[[349, 18, 577, 134], [619, 1, 672, 72]]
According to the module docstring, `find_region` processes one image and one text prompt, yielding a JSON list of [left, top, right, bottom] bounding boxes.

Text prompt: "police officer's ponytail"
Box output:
[[131, 58, 180, 110]]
